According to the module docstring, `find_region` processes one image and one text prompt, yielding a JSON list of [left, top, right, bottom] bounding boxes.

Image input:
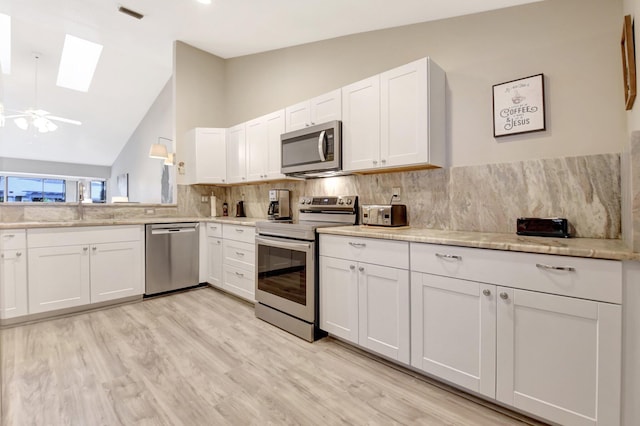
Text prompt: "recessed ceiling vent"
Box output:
[[118, 6, 144, 20]]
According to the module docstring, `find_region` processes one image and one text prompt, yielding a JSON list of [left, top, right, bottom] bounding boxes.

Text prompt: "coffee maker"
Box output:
[[267, 189, 291, 220]]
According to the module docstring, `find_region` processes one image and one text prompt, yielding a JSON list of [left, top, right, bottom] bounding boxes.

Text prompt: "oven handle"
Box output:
[[256, 235, 313, 252]]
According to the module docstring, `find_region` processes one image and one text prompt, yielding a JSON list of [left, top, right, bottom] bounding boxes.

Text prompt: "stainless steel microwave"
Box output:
[[280, 120, 342, 178]]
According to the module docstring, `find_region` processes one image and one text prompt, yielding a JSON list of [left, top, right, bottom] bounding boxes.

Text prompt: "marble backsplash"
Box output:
[[0, 153, 622, 240], [187, 153, 621, 239]]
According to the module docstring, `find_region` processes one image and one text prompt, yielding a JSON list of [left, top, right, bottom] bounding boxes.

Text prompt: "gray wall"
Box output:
[[110, 78, 174, 203], [223, 0, 625, 167]]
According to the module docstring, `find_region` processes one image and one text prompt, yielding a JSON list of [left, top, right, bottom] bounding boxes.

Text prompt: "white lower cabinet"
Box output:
[[206, 236, 223, 289], [27, 226, 144, 315], [319, 235, 410, 363], [410, 272, 496, 398], [90, 241, 142, 303], [221, 224, 255, 302], [28, 245, 91, 314], [0, 248, 28, 319], [496, 287, 621, 426], [410, 242, 622, 426]]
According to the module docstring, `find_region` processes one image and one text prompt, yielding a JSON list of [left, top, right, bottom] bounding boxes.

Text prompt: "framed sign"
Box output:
[[621, 14, 636, 110], [492, 73, 546, 137]]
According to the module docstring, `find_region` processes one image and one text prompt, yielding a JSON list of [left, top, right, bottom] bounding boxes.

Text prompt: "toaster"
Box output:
[[361, 204, 408, 227]]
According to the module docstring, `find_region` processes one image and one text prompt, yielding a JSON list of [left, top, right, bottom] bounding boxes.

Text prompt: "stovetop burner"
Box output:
[[256, 195, 358, 241]]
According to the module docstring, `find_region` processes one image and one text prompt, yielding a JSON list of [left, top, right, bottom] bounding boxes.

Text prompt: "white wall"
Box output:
[[224, 0, 625, 167], [110, 78, 174, 203]]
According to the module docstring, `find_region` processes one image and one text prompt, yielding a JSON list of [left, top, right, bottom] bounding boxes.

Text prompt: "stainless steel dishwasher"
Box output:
[[145, 222, 199, 296]]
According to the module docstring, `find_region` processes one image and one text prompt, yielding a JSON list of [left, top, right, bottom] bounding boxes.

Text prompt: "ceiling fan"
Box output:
[[0, 53, 82, 133]]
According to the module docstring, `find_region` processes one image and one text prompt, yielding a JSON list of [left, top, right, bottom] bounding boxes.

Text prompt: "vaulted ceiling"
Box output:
[[0, 0, 541, 166]]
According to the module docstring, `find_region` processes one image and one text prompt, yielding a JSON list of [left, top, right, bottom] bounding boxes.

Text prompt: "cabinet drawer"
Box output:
[[410, 243, 622, 304], [223, 239, 255, 272], [320, 235, 408, 269], [28, 226, 142, 248], [222, 224, 255, 244], [206, 222, 223, 238], [0, 230, 26, 250], [223, 264, 255, 302]]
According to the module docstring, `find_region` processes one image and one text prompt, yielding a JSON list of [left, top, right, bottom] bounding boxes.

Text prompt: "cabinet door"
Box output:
[[28, 245, 90, 314], [496, 287, 621, 426], [319, 256, 358, 343], [246, 117, 268, 181], [226, 123, 247, 184], [342, 75, 381, 172], [195, 128, 227, 184], [411, 272, 496, 398], [310, 89, 341, 125], [358, 263, 410, 363], [264, 110, 286, 179], [222, 264, 255, 302], [0, 249, 28, 319], [207, 237, 223, 289], [285, 101, 311, 132], [90, 241, 143, 303], [380, 58, 428, 168]]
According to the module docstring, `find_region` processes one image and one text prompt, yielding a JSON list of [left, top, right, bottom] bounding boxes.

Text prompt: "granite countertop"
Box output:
[[0, 216, 266, 229], [317, 226, 640, 261]]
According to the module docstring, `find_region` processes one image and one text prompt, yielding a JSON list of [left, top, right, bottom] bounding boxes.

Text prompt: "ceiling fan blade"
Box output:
[[3, 114, 29, 119], [33, 109, 50, 116], [46, 115, 82, 126]]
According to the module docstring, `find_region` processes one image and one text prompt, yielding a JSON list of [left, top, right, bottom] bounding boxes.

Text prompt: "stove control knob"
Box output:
[[305, 199, 312, 204], [346, 199, 352, 205], [338, 199, 344, 204]]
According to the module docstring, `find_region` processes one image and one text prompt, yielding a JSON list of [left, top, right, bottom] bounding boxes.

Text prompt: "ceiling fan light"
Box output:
[[14, 117, 28, 130], [149, 143, 169, 159], [46, 120, 58, 132], [33, 116, 47, 128]]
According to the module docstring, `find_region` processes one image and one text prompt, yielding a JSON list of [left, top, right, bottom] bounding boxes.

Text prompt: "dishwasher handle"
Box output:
[[151, 228, 197, 235]]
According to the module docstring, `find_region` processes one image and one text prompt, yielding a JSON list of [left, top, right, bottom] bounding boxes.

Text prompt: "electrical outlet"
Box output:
[[201, 196, 208, 203], [145, 209, 155, 215], [392, 187, 401, 202]]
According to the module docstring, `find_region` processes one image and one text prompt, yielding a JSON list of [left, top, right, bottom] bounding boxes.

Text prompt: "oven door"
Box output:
[[255, 235, 315, 323]]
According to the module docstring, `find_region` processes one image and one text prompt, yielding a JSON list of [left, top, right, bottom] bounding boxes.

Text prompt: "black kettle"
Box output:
[[236, 201, 246, 217]]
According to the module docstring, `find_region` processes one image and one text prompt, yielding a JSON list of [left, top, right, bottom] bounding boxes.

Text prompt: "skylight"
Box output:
[[56, 34, 103, 92], [0, 14, 10, 74]]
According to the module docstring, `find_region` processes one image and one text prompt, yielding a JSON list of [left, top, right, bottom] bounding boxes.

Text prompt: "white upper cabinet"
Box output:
[[285, 89, 341, 132], [342, 75, 381, 171], [343, 57, 446, 172], [226, 123, 247, 184], [183, 128, 227, 184], [246, 109, 286, 181]]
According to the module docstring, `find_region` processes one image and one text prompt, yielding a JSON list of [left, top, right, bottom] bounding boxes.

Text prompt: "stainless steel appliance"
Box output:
[[267, 189, 291, 220], [145, 223, 200, 296], [280, 120, 342, 178], [361, 204, 408, 227], [255, 195, 358, 341]]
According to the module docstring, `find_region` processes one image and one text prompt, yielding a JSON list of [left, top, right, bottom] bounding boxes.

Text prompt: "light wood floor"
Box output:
[[1, 287, 543, 426]]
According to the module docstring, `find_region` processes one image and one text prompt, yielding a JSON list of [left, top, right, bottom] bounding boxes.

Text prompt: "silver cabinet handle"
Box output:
[[372, 160, 378, 165], [348, 242, 366, 248], [482, 289, 491, 296], [381, 159, 386, 164], [349, 264, 355, 270], [83, 247, 89, 251], [3, 234, 15, 239], [235, 272, 244, 277], [235, 228, 244, 232], [435, 253, 462, 261], [536, 263, 575, 272], [358, 266, 365, 272], [235, 251, 245, 256], [500, 292, 509, 300], [16, 251, 22, 257], [92, 246, 97, 251], [0, 254, 3, 258], [217, 240, 221, 245]]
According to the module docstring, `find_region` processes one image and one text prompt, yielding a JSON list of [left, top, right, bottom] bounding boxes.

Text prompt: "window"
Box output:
[[0, 176, 4, 202], [90, 180, 106, 203], [6, 177, 66, 202]]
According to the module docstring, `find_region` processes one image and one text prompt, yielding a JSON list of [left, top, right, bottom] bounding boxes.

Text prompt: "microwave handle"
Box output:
[[317, 130, 326, 162]]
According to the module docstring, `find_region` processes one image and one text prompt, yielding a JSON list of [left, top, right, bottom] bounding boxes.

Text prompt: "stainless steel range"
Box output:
[[255, 195, 358, 341]]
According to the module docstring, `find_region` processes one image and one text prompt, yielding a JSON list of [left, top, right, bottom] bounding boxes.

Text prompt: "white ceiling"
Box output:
[[0, 0, 540, 167]]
